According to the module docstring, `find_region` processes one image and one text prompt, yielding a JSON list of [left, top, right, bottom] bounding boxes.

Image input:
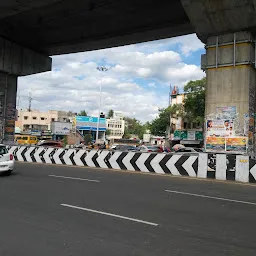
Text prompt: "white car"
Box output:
[[0, 144, 14, 175]]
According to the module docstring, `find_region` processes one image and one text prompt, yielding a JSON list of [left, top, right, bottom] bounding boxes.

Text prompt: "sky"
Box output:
[[18, 33, 205, 123]]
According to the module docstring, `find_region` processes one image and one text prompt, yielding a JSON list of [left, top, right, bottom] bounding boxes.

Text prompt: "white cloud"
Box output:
[[18, 34, 205, 122]]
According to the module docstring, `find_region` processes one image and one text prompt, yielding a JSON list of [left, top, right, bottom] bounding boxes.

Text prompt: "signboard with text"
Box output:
[[75, 116, 106, 131]]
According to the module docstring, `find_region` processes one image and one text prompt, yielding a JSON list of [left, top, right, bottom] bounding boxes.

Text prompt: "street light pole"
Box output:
[[96, 66, 108, 143]]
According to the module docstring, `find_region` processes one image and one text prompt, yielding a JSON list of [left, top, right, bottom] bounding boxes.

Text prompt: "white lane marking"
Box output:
[[165, 190, 256, 206], [61, 204, 158, 226], [49, 175, 100, 183]]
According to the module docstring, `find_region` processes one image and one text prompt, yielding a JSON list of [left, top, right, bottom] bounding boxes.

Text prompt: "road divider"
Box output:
[[7, 146, 256, 183]]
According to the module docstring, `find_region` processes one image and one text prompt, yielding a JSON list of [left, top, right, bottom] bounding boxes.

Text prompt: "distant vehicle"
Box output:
[[139, 145, 162, 152], [15, 135, 38, 145], [175, 147, 205, 153], [111, 144, 118, 149], [112, 144, 139, 152], [0, 144, 14, 175], [37, 141, 63, 148], [111, 138, 140, 146]]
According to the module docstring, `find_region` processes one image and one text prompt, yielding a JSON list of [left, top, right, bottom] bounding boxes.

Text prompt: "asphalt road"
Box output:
[[1, 163, 256, 256]]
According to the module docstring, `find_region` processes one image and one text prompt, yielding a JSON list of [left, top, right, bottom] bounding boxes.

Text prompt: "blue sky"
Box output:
[[18, 34, 205, 122]]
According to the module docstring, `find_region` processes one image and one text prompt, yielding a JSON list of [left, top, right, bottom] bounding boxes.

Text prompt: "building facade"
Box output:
[[169, 86, 201, 131], [16, 109, 75, 132], [169, 86, 203, 147], [106, 111, 125, 140], [75, 115, 106, 142]]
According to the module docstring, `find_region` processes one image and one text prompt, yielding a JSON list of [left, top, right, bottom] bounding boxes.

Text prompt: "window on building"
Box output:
[[51, 118, 55, 122], [41, 117, 45, 121], [32, 117, 37, 120], [24, 116, 28, 120]]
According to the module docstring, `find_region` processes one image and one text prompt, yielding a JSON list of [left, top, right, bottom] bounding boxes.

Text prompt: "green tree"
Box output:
[[107, 109, 114, 118], [149, 104, 184, 136], [77, 110, 87, 116], [63, 135, 68, 147], [123, 117, 146, 139], [183, 77, 206, 125], [84, 133, 92, 145]]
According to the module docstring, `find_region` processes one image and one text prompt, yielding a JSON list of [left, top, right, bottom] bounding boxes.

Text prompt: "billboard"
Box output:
[[173, 130, 203, 141], [75, 116, 106, 131], [51, 121, 72, 135]]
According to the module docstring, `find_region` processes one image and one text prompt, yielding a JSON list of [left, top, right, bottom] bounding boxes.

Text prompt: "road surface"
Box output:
[[1, 162, 256, 255]]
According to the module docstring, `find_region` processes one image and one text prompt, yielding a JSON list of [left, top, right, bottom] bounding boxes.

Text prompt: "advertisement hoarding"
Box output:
[[173, 130, 203, 141], [51, 122, 72, 135], [75, 116, 106, 131]]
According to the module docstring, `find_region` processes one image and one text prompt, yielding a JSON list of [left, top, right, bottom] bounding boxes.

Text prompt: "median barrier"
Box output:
[[7, 146, 256, 183]]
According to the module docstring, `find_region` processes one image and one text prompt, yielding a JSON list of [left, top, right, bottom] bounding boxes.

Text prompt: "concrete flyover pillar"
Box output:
[[0, 37, 52, 144], [0, 73, 17, 144], [201, 31, 256, 153]]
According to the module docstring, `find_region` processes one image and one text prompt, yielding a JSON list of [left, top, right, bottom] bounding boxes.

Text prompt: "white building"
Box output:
[[106, 111, 125, 139]]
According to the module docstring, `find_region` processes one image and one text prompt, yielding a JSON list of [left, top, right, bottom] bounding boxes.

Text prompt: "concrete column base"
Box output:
[[0, 73, 17, 144]]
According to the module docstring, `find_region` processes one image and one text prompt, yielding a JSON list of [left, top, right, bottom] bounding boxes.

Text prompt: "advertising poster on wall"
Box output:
[[206, 119, 235, 137], [206, 137, 225, 151], [216, 106, 236, 118], [226, 137, 247, 153]]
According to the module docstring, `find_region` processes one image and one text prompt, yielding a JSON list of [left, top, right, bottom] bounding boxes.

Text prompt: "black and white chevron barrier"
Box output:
[[7, 146, 256, 183]]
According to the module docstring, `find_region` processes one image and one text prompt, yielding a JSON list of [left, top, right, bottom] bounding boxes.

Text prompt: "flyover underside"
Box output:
[[0, 0, 194, 55]]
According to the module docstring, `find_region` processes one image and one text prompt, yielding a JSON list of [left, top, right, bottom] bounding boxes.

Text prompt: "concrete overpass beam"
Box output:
[[0, 37, 52, 76], [181, 0, 256, 43], [202, 31, 256, 154]]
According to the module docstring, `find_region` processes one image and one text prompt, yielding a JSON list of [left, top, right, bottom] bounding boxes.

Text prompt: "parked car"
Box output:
[[112, 144, 139, 152], [175, 147, 205, 153], [139, 145, 162, 152], [37, 141, 63, 148], [0, 144, 14, 175]]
